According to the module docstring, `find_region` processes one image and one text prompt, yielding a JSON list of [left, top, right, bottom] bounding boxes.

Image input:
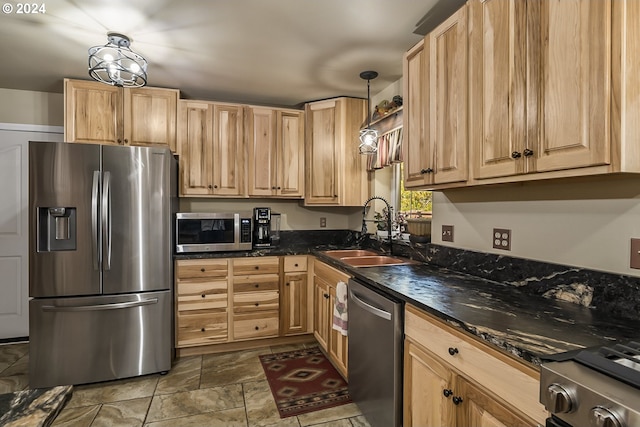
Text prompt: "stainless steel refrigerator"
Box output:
[[28, 141, 177, 388]]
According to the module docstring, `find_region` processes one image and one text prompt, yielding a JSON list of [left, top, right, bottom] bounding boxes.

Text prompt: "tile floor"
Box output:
[[0, 340, 370, 427]]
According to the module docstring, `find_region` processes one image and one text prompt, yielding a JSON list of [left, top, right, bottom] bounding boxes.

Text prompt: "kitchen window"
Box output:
[[391, 163, 431, 214]]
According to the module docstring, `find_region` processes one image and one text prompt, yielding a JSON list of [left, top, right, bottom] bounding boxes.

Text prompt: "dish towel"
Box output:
[[332, 281, 348, 336]]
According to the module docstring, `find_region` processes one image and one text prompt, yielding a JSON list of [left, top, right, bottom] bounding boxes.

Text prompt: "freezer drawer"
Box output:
[[29, 290, 172, 388]]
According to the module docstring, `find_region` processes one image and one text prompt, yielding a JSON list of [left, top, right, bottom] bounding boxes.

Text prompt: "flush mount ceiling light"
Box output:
[[88, 32, 148, 87], [358, 70, 379, 155]]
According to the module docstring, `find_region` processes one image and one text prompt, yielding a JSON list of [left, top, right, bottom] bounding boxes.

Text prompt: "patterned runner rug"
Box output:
[[259, 346, 352, 418]]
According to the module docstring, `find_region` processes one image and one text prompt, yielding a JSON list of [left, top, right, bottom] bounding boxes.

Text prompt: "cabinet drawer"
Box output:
[[233, 291, 279, 313], [234, 311, 279, 339], [177, 280, 227, 311], [176, 259, 228, 279], [233, 257, 279, 275], [177, 311, 228, 347], [284, 256, 307, 272], [404, 305, 547, 424], [233, 274, 279, 292]]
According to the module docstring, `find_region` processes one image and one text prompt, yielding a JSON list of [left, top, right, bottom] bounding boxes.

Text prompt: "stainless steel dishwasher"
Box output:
[[348, 278, 403, 427]]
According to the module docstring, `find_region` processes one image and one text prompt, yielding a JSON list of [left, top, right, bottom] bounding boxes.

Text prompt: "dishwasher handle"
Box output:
[[349, 288, 393, 321]]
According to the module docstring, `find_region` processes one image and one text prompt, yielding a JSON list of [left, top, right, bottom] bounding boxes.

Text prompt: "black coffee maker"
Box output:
[[253, 207, 271, 248]]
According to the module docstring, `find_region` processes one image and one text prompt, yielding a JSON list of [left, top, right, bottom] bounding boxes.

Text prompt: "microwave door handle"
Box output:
[[102, 171, 112, 271], [234, 213, 240, 248], [91, 170, 100, 270]]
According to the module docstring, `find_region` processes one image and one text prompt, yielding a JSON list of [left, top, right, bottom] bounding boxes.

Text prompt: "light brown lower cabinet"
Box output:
[[175, 259, 230, 347], [175, 256, 314, 354], [312, 259, 350, 379], [231, 257, 280, 341], [280, 256, 312, 336], [403, 304, 547, 427]]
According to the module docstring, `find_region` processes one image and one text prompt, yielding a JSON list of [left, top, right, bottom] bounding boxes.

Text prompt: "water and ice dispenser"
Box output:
[[37, 207, 77, 251]]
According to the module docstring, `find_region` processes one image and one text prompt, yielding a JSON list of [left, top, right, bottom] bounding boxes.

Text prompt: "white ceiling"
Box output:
[[0, 0, 453, 108]]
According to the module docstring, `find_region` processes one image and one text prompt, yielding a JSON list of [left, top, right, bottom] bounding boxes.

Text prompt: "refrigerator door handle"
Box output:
[[91, 170, 100, 270], [41, 298, 159, 312], [102, 171, 112, 270]]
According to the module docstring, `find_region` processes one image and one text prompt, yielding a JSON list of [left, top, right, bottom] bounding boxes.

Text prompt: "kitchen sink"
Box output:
[[322, 249, 415, 267], [339, 255, 414, 267], [322, 249, 380, 258]]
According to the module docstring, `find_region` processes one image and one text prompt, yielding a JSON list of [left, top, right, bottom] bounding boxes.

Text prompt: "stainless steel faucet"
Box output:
[[362, 196, 393, 254]]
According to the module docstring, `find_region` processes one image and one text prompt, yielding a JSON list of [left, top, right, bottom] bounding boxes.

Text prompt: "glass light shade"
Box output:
[[359, 128, 379, 154], [88, 33, 147, 87]]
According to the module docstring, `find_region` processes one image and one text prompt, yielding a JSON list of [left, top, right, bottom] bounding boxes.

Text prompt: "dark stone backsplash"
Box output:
[[369, 238, 640, 322]]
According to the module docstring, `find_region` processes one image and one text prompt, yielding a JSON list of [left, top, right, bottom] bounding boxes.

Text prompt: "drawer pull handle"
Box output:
[[201, 294, 206, 298], [452, 396, 464, 405], [294, 263, 299, 267], [200, 268, 205, 272], [200, 328, 205, 332], [255, 303, 259, 306], [323, 293, 330, 299], [443, 389, 453, 398], [255, 284, 259, 288], [254, 326, 259, 330], [448, 347, 459, 356], [286, 282, 290, 287], [255, 266, 259, 270]]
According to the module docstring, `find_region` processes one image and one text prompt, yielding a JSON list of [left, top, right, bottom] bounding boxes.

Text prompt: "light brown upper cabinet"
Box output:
[[470, 0, 640, 183], [64, 79, 178, 151], [304, 97, 370, 206], [403, 39, 431, 189], [177, 100, 245, 197], [247, 107, 305, 198], [403, 5, 468, 190]]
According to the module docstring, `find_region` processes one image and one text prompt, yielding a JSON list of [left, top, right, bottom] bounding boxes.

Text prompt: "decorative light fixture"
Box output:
[[88, 32, 148, 87], [358, 70, 379, 155]]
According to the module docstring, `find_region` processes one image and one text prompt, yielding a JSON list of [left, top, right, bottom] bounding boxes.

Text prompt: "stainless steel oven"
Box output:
[[175, 212, 252, 253], [540, 341, 640, 427]]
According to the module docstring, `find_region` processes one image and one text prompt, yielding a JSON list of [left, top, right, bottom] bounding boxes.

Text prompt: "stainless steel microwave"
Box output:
[[176, 212, 252, 253]]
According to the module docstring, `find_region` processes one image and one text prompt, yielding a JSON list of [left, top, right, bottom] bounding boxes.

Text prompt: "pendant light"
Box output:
[[88, 32, 148, 87], [358, 70, 379, 155]]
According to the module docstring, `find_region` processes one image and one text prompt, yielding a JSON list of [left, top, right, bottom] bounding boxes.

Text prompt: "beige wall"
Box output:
[[0, 89, 63, 126], [431, 176, 640, 277], [368, 78, 402, 203], [180, 198, 362, 231]]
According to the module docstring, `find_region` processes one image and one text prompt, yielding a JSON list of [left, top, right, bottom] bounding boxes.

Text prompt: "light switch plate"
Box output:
[[442, 225, 454, 242], [630, 238, 640, 269]]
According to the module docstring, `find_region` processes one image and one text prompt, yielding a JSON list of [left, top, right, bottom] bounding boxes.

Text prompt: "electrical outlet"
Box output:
[[492, 228, 511, 251], [320, 217, 327, 228], [442, 225, 454, 242], [631, 238, 640, 269]]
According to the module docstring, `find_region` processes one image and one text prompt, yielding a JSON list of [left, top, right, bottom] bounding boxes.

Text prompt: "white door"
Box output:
[[0, 124, 63, 339]]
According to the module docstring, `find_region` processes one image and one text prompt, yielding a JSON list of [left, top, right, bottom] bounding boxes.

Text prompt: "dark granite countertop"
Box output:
[[0, 385, 72, 427], [313, 251, 640, 366], [172, 229, 640, 367]]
